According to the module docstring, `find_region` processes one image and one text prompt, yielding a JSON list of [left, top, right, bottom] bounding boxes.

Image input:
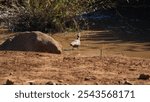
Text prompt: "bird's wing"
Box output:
[[71, 40, 80, 45]]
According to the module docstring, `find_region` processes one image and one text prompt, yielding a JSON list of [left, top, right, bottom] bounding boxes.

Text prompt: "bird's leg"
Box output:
[[71, 47, 74, 50]]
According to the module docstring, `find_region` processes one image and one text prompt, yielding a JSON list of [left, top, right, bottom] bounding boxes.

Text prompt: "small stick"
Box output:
[[99, 44, 103, 58]]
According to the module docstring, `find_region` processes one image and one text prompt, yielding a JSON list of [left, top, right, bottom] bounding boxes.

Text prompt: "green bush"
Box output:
[[9, 0, 115, 32]]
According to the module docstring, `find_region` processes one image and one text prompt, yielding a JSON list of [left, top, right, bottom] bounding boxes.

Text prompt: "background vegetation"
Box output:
[[0, 0, 149, 33], [1, 0, 115, 32]]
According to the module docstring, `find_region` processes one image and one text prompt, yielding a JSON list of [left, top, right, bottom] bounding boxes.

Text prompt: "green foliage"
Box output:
[[9, 0, 115, 32]]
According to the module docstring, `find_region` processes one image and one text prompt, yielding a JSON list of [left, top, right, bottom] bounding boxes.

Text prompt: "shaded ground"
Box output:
[[0, 28, 150, 85], [53, 30, 150, 58]]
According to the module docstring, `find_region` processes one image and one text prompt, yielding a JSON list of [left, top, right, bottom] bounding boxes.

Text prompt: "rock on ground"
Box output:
[[0, 31, 62, 54]]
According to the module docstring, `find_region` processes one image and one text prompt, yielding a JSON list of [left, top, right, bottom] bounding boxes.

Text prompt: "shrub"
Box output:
[[8, 0, 116, 32]]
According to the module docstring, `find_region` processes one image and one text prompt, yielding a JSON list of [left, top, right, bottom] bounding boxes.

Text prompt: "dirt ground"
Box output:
[[0, 28, 150, 85]]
